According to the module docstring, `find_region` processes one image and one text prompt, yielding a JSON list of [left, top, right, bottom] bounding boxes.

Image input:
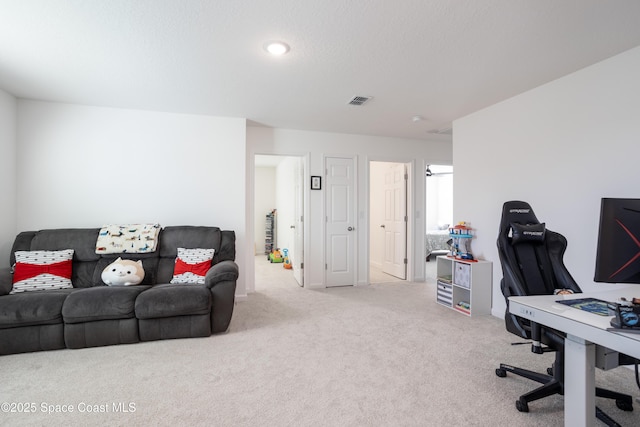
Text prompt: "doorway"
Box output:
[[425, 164, 453, 268], [254, 155, 304, 287]]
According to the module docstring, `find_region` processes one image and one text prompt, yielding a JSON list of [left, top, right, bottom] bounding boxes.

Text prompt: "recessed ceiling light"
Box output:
[[264, 41, 290, 55]]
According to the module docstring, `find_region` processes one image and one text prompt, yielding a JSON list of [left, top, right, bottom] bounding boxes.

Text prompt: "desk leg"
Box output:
[[565, 334, 596, 427]]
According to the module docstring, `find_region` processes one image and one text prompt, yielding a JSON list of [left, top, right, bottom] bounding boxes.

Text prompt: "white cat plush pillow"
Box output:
[[101, 257, 145, 286]]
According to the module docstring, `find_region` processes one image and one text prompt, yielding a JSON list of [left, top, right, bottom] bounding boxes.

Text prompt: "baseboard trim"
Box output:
[[369, 261, 383, 269], [491, 307, 504, 318]]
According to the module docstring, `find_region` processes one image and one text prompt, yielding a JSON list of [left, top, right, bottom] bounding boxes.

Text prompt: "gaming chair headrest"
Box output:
[[499, 201, 541, 236], [510, 222, 546, 244]]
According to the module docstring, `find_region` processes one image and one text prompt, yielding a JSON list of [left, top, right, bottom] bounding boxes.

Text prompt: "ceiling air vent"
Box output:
[[347, 95, 372, 106]]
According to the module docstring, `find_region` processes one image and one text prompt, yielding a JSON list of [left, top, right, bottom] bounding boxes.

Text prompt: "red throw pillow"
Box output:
[[170, 248, 214, 284], [11, 249, 74, 293]]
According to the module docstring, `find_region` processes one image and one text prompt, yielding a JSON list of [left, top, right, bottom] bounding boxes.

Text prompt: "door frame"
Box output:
[[250, 152, 310, 292]]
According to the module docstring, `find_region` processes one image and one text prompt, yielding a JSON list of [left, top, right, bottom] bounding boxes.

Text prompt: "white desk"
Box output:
[[509, 286, 640, 427]]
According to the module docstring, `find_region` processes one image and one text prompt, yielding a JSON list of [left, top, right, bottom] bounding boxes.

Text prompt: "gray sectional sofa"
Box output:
[[0, 226, 238, 355]]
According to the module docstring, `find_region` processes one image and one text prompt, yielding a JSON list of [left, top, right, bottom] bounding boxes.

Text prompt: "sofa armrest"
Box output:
[[0, 267, 14, 296], [204, 261, 238, 333], [204, 260, 239, 288]]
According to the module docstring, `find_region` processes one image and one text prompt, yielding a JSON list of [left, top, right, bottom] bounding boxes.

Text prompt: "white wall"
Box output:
[[246, 127, 452, 291], [0, 89, 17, 265], [16, 101, 248, 296], [454, 45, 640, 317], [425, 171, 453, 231], [254, 166, 276, 254]]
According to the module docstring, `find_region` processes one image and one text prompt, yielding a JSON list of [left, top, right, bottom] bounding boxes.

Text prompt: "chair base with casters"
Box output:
[[496, 355, 633, 426], [496, 360, 563, 413], [495, 200, 634, 427]]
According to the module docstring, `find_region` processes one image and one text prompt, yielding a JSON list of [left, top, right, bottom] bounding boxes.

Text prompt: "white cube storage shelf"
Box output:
[[435, 256, 492, 316]]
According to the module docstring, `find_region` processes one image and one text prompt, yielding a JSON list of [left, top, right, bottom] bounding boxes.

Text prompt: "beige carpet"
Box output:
[[1, 257, 638, 426]]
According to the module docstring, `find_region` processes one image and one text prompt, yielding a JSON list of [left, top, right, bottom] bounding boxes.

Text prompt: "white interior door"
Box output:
[[325, 156, 356, 287], [292, 158, 304, 286], [382, 163, 407, 279]]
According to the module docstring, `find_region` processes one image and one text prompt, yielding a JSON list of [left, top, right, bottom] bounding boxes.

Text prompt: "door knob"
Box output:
[[380, 224, 385, 228], [348, 226, 354, 231], [290, 225, 295, 229]]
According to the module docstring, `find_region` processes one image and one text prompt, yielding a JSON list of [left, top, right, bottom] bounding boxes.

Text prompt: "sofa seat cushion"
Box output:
[[135, 284, 211, 319], [62, 286, 150, 324], [0, 289, 74, 329]]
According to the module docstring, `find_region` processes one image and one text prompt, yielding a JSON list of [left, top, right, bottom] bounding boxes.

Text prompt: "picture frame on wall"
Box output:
[[311, 176, 321, 190]]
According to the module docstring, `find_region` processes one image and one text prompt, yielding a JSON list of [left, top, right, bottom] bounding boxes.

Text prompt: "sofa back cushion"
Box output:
[[157, 226, 222, 284], [13, 229, 101, 288], [218, 230, 236, 264], [30, 229, 101, 262]]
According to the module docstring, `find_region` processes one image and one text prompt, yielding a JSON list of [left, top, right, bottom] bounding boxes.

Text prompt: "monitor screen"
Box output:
[[594, 198, 640, 283]]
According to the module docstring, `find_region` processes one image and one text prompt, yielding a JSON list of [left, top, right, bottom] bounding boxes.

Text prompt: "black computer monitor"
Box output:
[[594, 198, 640, 284]]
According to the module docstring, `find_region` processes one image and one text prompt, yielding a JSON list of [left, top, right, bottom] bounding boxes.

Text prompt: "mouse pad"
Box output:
[[556, 298, 611, 316]]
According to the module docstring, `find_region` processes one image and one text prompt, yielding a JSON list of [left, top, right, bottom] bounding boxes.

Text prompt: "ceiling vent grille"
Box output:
[[348, 95, 372, 106]]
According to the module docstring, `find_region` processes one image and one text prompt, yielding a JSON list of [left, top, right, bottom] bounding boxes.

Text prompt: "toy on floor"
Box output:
[[282, 248, 292, 269], [269, 249, 283, 263]]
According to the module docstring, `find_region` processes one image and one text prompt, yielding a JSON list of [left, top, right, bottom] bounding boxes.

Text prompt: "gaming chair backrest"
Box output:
[[497, 201, 581, 338]]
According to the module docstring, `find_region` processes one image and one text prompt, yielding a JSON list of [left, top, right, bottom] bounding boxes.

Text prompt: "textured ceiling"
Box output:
[[1, 0, 640, 141]]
